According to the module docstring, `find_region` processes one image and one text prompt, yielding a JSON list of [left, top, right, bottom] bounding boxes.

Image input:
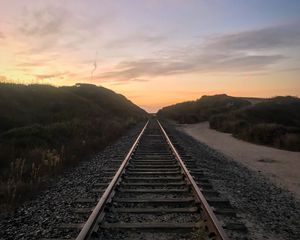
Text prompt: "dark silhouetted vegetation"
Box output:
[[210, 96, 300, 151], [157, 94, 251, 123], [159, 94, 300, 151], [0, 83, 147, 214]]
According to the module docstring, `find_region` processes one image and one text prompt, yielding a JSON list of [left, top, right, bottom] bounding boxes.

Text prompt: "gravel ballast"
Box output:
[[0, 123, 144, 240], [165, 122, 300, 240], [1, 120, 299, 240]]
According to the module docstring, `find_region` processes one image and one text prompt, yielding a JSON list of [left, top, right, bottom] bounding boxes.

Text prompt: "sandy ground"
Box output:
[[178, 122, 300, 200]]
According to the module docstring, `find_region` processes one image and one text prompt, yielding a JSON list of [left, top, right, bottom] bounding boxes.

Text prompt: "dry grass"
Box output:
[[0, 149, 64, 215]]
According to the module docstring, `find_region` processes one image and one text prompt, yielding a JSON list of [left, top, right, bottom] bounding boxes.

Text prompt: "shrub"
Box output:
[[0, 83, 147, 214], [279, 133, 300, 151], [249, 124, 286, 145], [209, 96, 300, 151], [158, 94, 251, 123]]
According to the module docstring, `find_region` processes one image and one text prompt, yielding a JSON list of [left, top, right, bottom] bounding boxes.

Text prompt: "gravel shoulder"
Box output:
[[1, 121, 299, 240], [178, 122, 300, 200], [0, 123, 144, 240], [164, 122, 300, 240]]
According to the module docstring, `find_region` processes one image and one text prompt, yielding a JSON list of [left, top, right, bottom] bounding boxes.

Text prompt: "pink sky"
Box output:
[[1, 0, 300, 112]]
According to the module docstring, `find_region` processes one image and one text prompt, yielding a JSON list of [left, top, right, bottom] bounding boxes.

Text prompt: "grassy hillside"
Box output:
[[157, 94, 251, 123], [159, 94, 300, 151], [210, 96, 300, 151], [0, 83, 147, 212]]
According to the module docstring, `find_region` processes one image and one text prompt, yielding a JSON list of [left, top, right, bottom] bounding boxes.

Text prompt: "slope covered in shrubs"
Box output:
[[210, 96, 300, 151], [159, 94, 300, 151], [0, 83, 147, 212], [157, 94, 251, 123]]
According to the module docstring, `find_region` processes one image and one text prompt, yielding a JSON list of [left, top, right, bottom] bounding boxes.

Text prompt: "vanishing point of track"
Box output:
[[73, 118, 229, 240]]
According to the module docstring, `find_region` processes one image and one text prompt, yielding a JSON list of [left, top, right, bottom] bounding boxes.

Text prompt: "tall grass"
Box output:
[[0, 149, 63, 214]]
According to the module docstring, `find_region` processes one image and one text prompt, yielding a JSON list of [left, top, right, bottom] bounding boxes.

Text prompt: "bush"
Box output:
[[248, 124, 286, 145], [165, 94, 300, 151], [279, 133, 300, 151], [158, 94, 251, 123], [209, 96, 300, 151], [0, 83, 147, 214]]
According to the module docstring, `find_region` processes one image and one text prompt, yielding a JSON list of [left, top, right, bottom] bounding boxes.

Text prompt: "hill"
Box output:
[[157, 94, 251, 123], [159, 94, 300, 151], [0, 83, 145, 133], [210, 96, 300, 151], [0, 83, 147, 211]]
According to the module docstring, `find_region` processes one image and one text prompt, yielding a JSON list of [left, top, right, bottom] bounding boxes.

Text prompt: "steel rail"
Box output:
[[76, 121, 149, 240], [157, 119, 229, 240]]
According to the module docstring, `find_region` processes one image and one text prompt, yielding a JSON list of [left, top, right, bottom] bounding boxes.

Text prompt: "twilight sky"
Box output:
[[1, 0, 300, 112]]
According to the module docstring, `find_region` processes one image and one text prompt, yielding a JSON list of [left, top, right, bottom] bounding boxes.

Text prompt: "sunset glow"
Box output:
[[1, 0, 300, 112]]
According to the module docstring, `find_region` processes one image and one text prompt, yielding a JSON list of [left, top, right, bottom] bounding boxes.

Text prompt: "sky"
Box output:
[[0, 0, 300, 112]]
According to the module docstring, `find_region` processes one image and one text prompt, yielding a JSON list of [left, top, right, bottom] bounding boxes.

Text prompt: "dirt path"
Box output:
[[177, 122, 300, 200]]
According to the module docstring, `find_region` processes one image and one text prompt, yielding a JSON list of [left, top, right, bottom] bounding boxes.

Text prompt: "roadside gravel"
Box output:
[[0, 123, 144, 240], [164, 122, 300, 240]]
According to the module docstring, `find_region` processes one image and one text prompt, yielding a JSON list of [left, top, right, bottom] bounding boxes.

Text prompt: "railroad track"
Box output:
[[67, 118, 229, 240], [47, 118, 247, 240]]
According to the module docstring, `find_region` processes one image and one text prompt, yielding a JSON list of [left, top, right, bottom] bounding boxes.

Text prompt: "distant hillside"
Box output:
[[0, 83, 147, 212], [210, 96, 300, 151], [0, 83, 145, 133], [157, 94, 251, 123], [159, 94, 300, 151]]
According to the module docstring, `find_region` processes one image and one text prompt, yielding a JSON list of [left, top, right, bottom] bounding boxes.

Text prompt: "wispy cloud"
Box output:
[[16, 5, 107, 53], [35, 72, 67, 80], [0, 31, 4, 39], [14, 54, 61, 72], [99, 54, 283, 82], [98, 22, 300, 82], [204, 21, 300, 52], [109, 78, 149, 85], [105, 32, 166, 48], [15, 5, 70, 53], [19, 6, 68, 36], [17, 62, 46, 67]]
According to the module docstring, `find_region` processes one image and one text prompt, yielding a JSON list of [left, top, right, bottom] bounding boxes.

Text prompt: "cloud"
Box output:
[[132, 79, 149, 82], [15, 5, 70, 52], [204, 22, 300, 52], [110, 78, 149, 85], [16, 4, 111, 53], [99, 22, 300, 82], [0, 31, 4, 38], [100, 54, 283, 81], [35, 72, 67, 80], [19, 6, 68, 36], [15, 54, 61, 70], [17, 62, 45, 67], [106, 32, 166, 48]]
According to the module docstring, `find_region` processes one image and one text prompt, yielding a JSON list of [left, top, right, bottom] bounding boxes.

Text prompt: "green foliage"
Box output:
[[0, 83, 147, 213], [157, 94, 250, 123]]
